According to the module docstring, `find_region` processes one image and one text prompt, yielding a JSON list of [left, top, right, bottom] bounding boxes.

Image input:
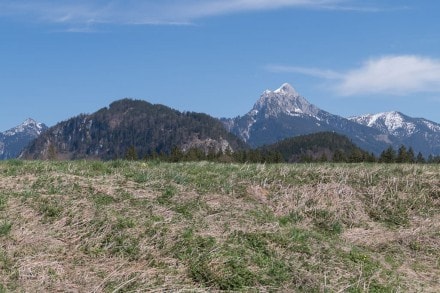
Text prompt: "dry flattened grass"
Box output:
[[342, 214, 440, 291], [0, 161, 439, 292], [0, 174, 195, 291]]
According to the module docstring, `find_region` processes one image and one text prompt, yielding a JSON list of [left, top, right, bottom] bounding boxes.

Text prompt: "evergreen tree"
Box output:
[[170, 146, 183, 162], [429, 155, 440, 164], [333, 149, 346, 162], [365, 152, 377, 163], [407, 147, 415, 163], [416, 152, 426, 164], [319, 153, 328, 162], [207, 147, 218, 161], [396, 145, 408, 163], [272, 151, 284, 163], [48, 144, 58, 161], [125, 146, 138, 161], [348, 149, 364, 163], [379, 146, 396, 163]]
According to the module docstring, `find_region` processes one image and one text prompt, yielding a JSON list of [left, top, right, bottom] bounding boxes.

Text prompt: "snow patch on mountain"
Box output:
[[223, 83, 392, 154], [273, 83, 299, 96], [223, 82, 439, 155], [0, 118, 48, 159], [349, 111, 440, 155], [4, 118, 46, 137], [423, 120, 440, 132], [349, 112, 417, 137], [252, 83, 320, 119]]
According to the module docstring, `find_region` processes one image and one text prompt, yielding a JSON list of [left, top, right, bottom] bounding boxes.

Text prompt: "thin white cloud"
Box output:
[[266, 64, 343, 79], [270, 55, 440, 96], [175, 0, 345, 18], [337, 55, 440, 96], [0, 0, 363, 26]]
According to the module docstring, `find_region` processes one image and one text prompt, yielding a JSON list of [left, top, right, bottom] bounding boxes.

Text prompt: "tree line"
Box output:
[[377, 145, 440, 164], [125, 144, 440, 164]]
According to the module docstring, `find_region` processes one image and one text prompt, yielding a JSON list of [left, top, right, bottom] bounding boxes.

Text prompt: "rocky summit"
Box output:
[[223, 83, 392, 154], [0, 118, 47, 160]]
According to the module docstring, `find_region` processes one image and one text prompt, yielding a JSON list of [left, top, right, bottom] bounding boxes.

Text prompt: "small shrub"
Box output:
[[368, 200, 410, 227], [38, 198, 63, 220], [288, 227, 312, 254], [311, 209, 343, 235], [0, 248, 13, 272], [115, 216, 135, 230], [89, 161, 109, 173], [278, 211, 303, 226], [6, 159, 23, 167], [112, 235, 139, 260], [157, 185, 177, 205], [92, 193, 115, 206], [0, 221, 12, 237], [0, 196, 7, 211]]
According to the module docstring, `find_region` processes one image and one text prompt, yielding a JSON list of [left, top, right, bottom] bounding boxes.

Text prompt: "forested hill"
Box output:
[[20, 99, 247, 160], [261, 132, 374, 162]]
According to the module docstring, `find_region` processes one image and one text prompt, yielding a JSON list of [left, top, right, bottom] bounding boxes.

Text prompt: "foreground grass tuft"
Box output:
[[0, 161, 439, 292]]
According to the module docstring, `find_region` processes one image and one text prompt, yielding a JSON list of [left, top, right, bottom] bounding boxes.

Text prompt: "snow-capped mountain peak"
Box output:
[[223, 82, 393, 152], [349, 111, 417, 136], [348, 111, 440, 155], [4, 118, 46, 137], [0, 118, 48, 160], [253, 83, 320, 118], [273, 83, 299, 96]]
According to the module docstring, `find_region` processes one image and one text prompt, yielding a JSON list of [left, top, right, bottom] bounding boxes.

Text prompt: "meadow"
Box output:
[[0, 160, 439, 292]]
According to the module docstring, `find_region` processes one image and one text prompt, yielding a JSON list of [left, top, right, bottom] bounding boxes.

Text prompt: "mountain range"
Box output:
[[0, 118, 47, 160], [2, 83, 440, 160], [349, 111, 440, 156], [223, 83, 440, 156]]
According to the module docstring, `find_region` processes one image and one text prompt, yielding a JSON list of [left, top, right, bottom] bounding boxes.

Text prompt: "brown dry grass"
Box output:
[[0, 161, 439, 292]]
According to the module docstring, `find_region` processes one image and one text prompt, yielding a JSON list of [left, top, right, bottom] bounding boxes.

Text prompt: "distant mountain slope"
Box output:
[[223, 83, 392, 155], [260, 132, 373, 162], [349, 111, 440, 156], [0, 118, 47, 160], [20, 99, 247, 160]]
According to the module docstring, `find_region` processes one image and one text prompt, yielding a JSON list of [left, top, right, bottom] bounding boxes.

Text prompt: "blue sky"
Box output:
[[1, 0, 440, 130]]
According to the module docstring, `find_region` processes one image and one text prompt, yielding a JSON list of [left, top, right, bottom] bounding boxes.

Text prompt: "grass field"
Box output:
[[0, 160, 439, 292]]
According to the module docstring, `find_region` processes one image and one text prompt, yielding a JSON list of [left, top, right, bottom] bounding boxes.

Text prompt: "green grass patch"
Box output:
[[0, 161, 438, 292], [37, 198, 63, 221], [0, 221, 12, 237]]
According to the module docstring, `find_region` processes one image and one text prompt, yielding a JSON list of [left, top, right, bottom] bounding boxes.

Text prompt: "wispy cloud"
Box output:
[[0, 0, 370, 27], [174, 0, 348, 18], [270, 55, 440, 96], [337, 55, 440, 96], [266, 64, 343, 79]]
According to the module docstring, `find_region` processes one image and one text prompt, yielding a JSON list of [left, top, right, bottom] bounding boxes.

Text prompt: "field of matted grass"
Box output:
[[0, 160, 439, 292]]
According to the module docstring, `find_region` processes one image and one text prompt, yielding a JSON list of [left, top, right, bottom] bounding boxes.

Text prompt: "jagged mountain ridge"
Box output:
[[7, 83, 440, 159], [0, 118, 48, 160], [349, 111, 440, 156], [254, 83, 321, 119], [223, 83, 393, 155], [20, 99, 247, 160]]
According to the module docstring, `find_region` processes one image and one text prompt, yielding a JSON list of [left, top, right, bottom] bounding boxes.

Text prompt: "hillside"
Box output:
[[20, 99, 247, 160], [0, 161, 439, 292], [260, 132, 374, 162]]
